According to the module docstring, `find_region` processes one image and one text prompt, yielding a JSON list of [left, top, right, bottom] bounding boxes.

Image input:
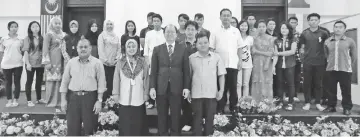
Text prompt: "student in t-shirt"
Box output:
[[194, 13, 211, 38], [140, 12, 155, 56], [237, 20, 254, 98], [299, 13, 329, 111], [176, 13, 189, 42], [190, 32, 226, 136], [0, 21, 24, 108], [120, 20, 140, 55]]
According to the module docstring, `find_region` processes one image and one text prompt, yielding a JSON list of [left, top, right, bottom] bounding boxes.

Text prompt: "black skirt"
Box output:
[[118, 103, 148, 136]]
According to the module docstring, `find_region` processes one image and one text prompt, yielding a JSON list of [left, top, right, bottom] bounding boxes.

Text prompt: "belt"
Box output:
[[70, 90, 96, 96]]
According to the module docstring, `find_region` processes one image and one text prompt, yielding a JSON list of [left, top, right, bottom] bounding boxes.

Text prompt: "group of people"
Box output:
[[0, 7, 357, 136]]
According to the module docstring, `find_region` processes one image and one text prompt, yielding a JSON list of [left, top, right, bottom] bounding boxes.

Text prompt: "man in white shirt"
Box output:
[[144, 13, 165, 65], [210, 8, 244, 113]]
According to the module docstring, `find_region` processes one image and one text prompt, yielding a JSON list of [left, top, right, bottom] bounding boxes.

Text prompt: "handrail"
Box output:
[[320, 13, 360, 25]]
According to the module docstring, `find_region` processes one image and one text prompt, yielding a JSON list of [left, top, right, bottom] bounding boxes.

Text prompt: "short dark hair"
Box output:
[[178, 14, 190, 21], [307, 13, 321, 20], [334, 20, 347, 28], [220, 8, 232, 16], [257, 19, 267, 27], [288, 16, 298, 22], [185, 20, 199, 30], [238, 20, 250, 35], [246, 13, 256, 20], [266, 18, 276, 25], [8, 21, 18, 31], [163, 25, 178, 34], [195, 31, 210, 42], [194, 13, 204, 20], [152, 14, 163, 22], [125, 20, 137, 34], [147, 12, 155, 18]]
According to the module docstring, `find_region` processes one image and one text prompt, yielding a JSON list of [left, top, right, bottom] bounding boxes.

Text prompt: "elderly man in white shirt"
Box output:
[[210, 8, 244, 114]]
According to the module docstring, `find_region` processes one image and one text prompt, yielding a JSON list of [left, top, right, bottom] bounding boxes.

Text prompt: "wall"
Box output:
[[288, 0, 360, 32], [320, 14, 360, 105], [0, 0, 41, 91], [106, 0, 242, 36]]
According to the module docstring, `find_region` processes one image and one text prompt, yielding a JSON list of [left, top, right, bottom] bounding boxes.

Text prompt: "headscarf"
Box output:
[[85, 19, 100, 45], [121, 39, 144, 79], [124, 39, 140, 57], [48, 16, 65, 36], [68, 20, 80, 35], [102, 20, 116, 37]]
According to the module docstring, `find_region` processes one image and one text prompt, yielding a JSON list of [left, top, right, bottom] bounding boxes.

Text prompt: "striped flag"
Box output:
[[40, 0, 63, 35], [40, 15, 61, 35]]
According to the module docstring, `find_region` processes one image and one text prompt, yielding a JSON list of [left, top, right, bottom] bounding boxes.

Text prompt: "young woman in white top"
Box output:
[[0, 21, 24, 107], [237, 20, 254, 97]]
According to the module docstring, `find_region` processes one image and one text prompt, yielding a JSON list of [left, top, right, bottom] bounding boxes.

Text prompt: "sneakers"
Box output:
[[5, 101, 12, 107], [316, 104, 325, 111], [145, 101, 154, 109], [36, 99, 46, 104], [294, 97, 300, 102], [182, 125, 191, 132], [27, 101, 35, 107], [285, 104, 293, 111], [302, 103, 310, 110], [12, 101, 19, 107]]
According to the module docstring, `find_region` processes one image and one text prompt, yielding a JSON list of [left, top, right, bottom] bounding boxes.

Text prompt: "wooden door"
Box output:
[[64, 7, 105, 35], [243, 6, 286, 35]]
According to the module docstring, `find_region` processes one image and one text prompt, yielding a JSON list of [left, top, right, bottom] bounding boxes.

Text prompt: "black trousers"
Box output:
[[218, 68, 238, 112], [181, 97, 192, 127], [156, 82, 182, 136], [303, 64, 325, 104], [294, 61, 302, 97], [103, 65, 115, 102], [327, 71, 353, 110], [66, 91, 98, 136], [25, 67, 44, 101], [192, 98, 217, 136], [118, 104, 148, 136], [3, 67, 23, 100], [276, 67, 295, 104]]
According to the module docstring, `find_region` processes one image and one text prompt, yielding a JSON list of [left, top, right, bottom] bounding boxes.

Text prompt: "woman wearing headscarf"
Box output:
[[85, 19, 101, 58], [113, 39, 149, 136], [42, 17, 69, 107], [98, 19, 121, 102], [64, 20, 81, 58]]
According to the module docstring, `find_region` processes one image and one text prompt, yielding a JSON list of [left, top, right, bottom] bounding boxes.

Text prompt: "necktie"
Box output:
[[168, 45, 173, 57]]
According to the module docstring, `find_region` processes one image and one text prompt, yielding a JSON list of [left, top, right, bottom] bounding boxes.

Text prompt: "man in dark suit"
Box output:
[[150, 24, 191, 136]]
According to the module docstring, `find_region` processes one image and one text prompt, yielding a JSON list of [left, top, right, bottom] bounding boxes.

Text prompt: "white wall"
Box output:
[[106, 0, 242, 36], [321, 14, 360, 105]]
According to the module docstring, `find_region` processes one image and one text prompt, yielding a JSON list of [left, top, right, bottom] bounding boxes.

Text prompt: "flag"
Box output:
[[40, 0, 63, 35]]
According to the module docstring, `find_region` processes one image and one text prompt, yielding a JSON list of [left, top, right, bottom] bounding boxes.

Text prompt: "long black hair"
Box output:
[[27, 21, 43, 51], [125, 20, 137, 35], [277, 22, 294, 41]]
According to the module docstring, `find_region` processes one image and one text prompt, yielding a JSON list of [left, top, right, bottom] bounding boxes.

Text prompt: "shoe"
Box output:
[[5, 101, 12, 107], [36, 99, 46, 104], [27, 101, 35, 107], [12, 102, 19, 107], [302, 103, 310, 110], [284, 97, 289, 102], [294, 97, 300, 102], [146, 102, 154, 109], [277, 103, 283, 109], [316, 104, 325, 111], [324, 107, 336, 113], [285, 104, 293, 111], [182, 125, 191, 132], [343, 109, 351, 115]]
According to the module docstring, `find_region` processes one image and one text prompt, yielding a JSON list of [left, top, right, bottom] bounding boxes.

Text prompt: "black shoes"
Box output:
[[343, 109, 351, 115], [324, 107, 336, 113]]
